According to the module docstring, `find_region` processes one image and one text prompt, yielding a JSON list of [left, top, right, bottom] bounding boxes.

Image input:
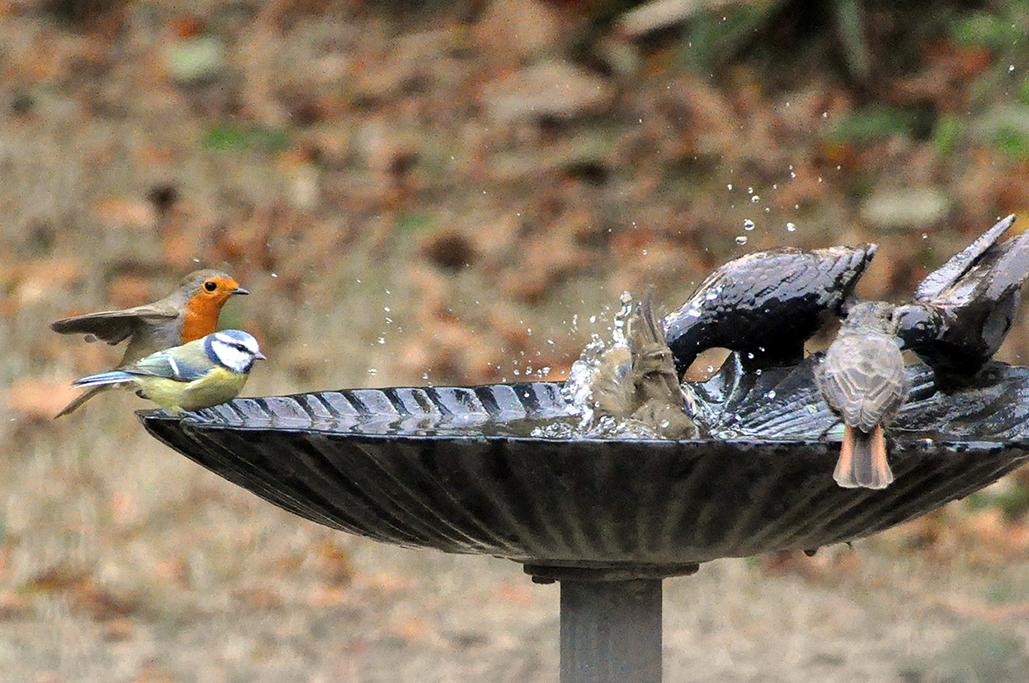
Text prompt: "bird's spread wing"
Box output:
[[126, 344, 209, 383], [591, 345, 634, 417], [51, 303, 179, 345], [631, 291, 684, 403], [914, 215, 1015, 303], [819, 335, 907, 432]]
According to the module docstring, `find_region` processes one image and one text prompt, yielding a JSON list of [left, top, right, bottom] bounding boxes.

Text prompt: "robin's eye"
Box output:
[[204, 281, 217, 292]]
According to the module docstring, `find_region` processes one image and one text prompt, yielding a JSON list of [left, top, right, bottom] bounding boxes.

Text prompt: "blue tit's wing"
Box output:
[[125, 340, 210, 382]]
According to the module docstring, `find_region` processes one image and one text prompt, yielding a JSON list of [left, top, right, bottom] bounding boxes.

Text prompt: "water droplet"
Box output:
[[921, 233, 928, 240], [786, 222, 797, 232], [377, 337, 385, 344], [727, 183, 733, 190], [743, 219, 755, 231], [735, 235, 748, 245], [271, 272, 278, 278], [368, 368, 377, 375], [421, 372, 429, 380], [1009, 64, 1015, 73], [766, 390, 776, 399], [821, 111, 828, 118], [589, 315, 597, 324], [750, 195, 760, 203], [747, 186, 754, 194]]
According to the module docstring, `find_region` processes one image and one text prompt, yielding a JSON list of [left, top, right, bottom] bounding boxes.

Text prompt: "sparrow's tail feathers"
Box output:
[[54, 385, 111, 418], [835, 424, 894, 490]]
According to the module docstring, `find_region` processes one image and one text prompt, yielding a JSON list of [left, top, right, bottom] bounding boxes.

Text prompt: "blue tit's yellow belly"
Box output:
[[135, 366, 249, 413]]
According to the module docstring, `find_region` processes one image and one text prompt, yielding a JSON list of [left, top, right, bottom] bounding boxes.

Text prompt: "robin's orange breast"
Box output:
[[181, 294, 230, 343]]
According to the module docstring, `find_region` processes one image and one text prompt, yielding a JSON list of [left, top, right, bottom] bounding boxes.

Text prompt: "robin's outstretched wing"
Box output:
[[818, 334, 907, 432], [51, 303, 179, 345]]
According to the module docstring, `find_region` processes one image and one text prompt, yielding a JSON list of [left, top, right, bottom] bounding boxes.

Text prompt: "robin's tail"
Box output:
[[54, 384, 114, 418], [835, 424, 894, 490]]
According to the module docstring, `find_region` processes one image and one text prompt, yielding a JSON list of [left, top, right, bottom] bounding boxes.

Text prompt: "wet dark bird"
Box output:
[[895, 215, 1029, 387], [592, 290, 698, 438], [817, 302, 908, 490], [665, 245, 877, 376]]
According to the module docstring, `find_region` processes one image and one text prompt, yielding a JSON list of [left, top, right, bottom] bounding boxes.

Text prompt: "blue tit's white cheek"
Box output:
[[241, 336, 260, 356], [211, 340, 251, 373]]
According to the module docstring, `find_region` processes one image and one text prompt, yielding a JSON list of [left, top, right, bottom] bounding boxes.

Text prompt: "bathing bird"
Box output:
[[817, 302, 908, 490], [593, 290, 698, 438], [51, 269, 249, 416], [71, 330, 265, 414], [894, 215, 1029, 387]]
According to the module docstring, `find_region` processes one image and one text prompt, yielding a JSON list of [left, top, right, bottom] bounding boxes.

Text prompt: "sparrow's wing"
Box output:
[[819, 335, 907, 432], [591, 345, 635, 417], [125, 342, 210, 382], [914, 215, 1015, 303], [632, 291, 683, 402], [51, 302, 179, 345]]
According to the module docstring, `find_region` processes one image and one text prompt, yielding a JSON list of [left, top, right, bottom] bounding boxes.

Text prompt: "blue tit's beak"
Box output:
[[255, 351, 267, 361], [231, 287, 250, 296]]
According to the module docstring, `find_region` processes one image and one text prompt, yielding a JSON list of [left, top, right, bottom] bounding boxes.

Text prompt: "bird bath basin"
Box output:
[[140, 356, 1029, 682]]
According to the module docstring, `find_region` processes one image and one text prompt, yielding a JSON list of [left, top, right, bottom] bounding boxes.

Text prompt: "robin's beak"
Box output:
[[255, 351, 267, 360], [230, 287, 250, 296]]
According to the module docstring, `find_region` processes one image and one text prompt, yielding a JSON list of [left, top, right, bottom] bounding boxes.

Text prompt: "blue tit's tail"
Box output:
[[72, 370, 136, 388]]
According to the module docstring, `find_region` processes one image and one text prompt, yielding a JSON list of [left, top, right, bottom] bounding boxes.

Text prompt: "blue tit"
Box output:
[[71, 329, 266, 414]]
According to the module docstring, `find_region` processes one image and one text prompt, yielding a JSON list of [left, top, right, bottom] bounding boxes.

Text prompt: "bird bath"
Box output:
[[139, 356, 1029, 682]]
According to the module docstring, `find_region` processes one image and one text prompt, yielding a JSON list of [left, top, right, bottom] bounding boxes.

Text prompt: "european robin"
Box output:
[[51, 269, 249, 416]]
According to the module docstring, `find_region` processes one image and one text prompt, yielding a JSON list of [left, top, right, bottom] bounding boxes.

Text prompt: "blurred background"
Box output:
[[0, 0, 1026, 680]]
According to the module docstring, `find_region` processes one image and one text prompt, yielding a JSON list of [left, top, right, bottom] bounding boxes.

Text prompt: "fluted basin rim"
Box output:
[[139, 409, 1026, 454]]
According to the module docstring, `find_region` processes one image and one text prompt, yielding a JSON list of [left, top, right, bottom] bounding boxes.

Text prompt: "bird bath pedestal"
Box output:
[[140, 359, 1029, 682]]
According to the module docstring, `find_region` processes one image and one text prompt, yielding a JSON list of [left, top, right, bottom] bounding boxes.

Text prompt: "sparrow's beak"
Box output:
[[255, 351, 267, 361], [231, 287, 250, 296]]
